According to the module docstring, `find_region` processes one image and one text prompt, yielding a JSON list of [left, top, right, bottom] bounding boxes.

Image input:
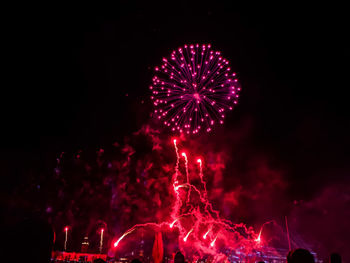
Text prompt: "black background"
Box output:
[[1, 2, 349, 259], [2, 2, 349, 197]]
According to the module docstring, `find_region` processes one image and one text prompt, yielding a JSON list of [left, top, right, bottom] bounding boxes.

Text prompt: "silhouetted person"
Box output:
[[330, 253, 341, 263], [174, 251, 185, 263], [287, 248, 315, 263], [131, 259, 142, 263]]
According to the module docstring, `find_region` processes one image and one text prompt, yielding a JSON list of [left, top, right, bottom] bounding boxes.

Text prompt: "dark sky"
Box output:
[[2, 2, 349, 216]]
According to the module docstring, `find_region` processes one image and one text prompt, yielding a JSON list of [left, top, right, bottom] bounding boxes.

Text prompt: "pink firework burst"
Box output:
[[150, 44, 241, 134]]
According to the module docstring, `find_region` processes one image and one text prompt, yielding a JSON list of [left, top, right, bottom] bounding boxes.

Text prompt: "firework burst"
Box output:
[[150, 44, 241, 134]]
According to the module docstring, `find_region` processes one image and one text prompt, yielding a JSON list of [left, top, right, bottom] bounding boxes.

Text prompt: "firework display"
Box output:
[[111, 139, 265, 262], [51, 46, 293, 261], [4, 5, 347, 262], [111, 46, 254, 261], [150, 44, 241, 134]]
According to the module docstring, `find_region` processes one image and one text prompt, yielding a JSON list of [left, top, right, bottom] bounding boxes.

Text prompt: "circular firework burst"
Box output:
[[150, 44, 241, 134]]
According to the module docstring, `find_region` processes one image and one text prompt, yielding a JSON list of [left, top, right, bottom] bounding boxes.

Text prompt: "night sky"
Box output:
[[1, 2, 349, 261]]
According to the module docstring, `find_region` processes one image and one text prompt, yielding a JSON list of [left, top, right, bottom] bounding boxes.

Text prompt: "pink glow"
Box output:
[[111, 141, 263, 260], [150, 44, 241, 135]]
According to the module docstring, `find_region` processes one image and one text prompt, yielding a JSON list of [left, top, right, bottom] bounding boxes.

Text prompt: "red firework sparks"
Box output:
[[183, 228, 194, 242], [203, 228, 211, 240], [255, 220, 275, 243], [210, 235, 219, 247], [150, 44, 241, 135], [112, 139, 264, 261]]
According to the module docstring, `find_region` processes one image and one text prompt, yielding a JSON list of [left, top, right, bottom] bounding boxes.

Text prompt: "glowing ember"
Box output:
[[203, 228, 211, 239], [113, 229, 135, 248], [210, 235, 219, 247], [193, 93, 200, 100], [255, 220, 274, 243], [255, 230, 262, 243], [150, 44, 241, 135], [64, 226, 69, 251], [170, 218, 179, 228], [183, 228, 194, 242], [100, 228, 105, 253]]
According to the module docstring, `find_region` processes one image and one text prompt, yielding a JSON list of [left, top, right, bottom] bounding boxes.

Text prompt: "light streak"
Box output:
[[210, 235, 219, 247], [114, 229, 135, 248], [203, 228, 211, 239], [183, 228, 194, 242], [181, 152, 191, 203], [170, 218, 179, 228], [255, 220, 275, 243], [174, 139, 180, 177], [255, 228, 262, 243], [99, 228, 104, 253], [181, 152, 189, 183], [64, 227, 68, 251]]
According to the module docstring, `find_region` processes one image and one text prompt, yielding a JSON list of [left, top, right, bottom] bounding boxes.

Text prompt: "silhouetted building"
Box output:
[[81, 236, 90, 253]]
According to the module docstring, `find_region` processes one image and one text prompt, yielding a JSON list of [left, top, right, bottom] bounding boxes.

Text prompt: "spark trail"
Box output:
[[64, 227, 68, 251], [113, 222, 169, 248], [181, 152, 190, 202], [112, 140, 266, 261], [203, 228, 211, 239], [183, 228, 194, 242], [255, 220, 275, 243], [181, 152, 189, 184], [210, 234, 219, 247], [100, 229, 104, 253], [170, 218, 180, 228]]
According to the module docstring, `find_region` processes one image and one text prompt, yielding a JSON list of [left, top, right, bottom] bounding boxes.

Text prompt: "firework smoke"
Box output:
[[6, 123, 340, 260], [111, 139, 266, 261]]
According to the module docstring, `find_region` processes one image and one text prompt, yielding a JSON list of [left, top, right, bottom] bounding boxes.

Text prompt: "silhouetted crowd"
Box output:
[[105, 250, 342, 263], [115, 250, 342, 263], [2, 217, 343, 263]]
